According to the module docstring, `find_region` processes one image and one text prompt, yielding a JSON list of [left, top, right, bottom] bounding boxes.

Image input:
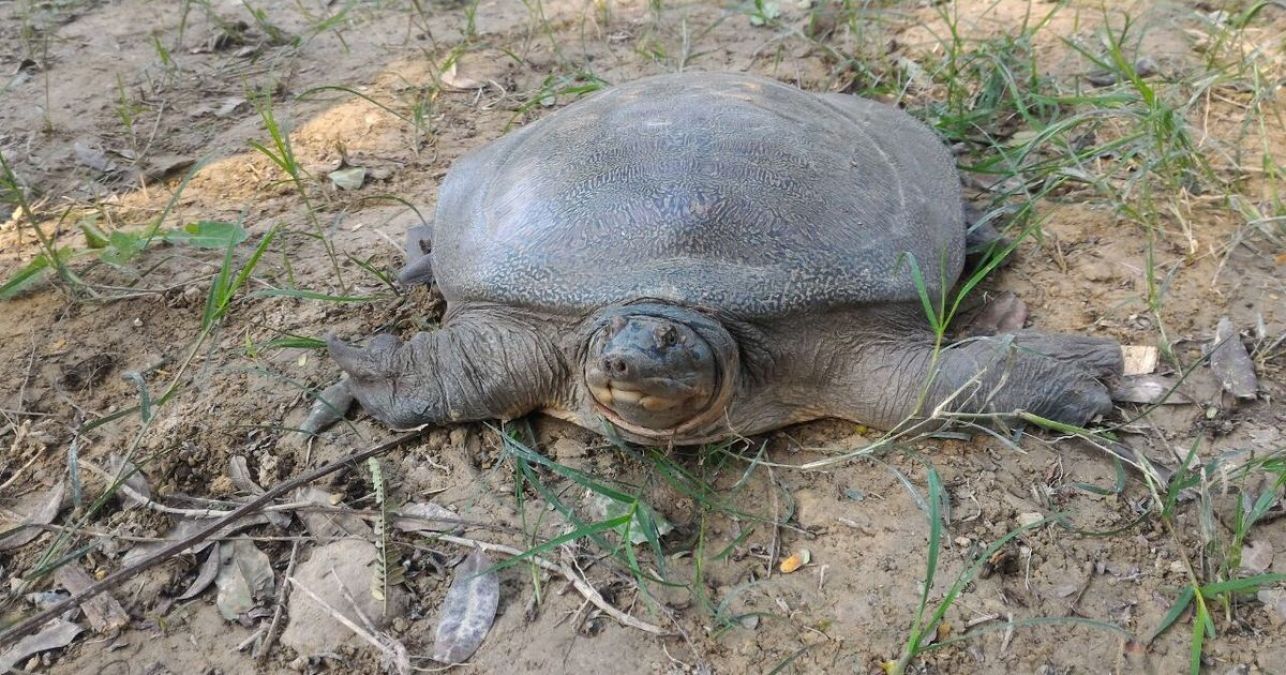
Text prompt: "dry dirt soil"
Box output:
[[1, 0, 1284, 674]]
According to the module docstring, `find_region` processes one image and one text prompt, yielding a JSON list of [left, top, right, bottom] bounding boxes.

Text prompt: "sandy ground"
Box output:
[[1, 0, 1284, 673]]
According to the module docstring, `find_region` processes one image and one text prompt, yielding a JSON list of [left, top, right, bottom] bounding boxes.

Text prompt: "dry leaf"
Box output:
[[1209, 318, 1258, 398], [228, 456, 263, 495], [294, 487, 370, 539], [441, 62, 484, 90], [1258, 589, 1286, 624], [140, 154, 196, 182], [177, 547, 223, 601], [329, 167, 366, 191], [53, 565, 128, 633], [0, 480, 66, 552], [1240, 540, 1274, 574], [214, 540, 275, 620], [433, 547, 499, 664], [1017, 512, 1043, 527], [73, 140, 116, 172], [0, 618, 83, 671], [588, 492, 673, 545], [281, 540, 406, 658], [214, 96, 247, 117], [392, 502, 459, 534], [121, 514, 270, 567]]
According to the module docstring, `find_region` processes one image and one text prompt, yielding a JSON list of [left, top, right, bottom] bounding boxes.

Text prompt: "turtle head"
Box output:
[[583, 305, 736, 434]]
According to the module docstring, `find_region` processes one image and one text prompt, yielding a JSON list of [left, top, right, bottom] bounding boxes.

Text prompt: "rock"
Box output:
[[1079, 259, 1118, 283], [1017, 512, 1043, 527], [793, 488, 828, 530], [280, 540, 406, 657], [1240, 539, 1273, 573], [1258, 588, 1286, 625]]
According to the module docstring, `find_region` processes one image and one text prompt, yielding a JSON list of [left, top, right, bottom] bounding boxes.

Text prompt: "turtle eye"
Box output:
[[656, 325, 678, 347]]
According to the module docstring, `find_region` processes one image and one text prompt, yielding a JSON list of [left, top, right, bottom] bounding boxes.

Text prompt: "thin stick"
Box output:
[[254, 541, 299, 661], [80, 460, 316, 518], [0, 430, 426, 648]]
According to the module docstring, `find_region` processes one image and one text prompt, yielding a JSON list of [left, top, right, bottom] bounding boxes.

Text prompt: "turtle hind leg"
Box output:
[[817, 309, 1121, 431], [398, 222, 435, 286], [929, 331, 1122, 427], [327, 311, 565, 429]]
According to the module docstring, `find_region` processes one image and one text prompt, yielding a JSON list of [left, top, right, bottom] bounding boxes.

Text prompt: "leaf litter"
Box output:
[[214, 539, 276, 621], [0, 480, 66, 552], [1209, 317, 1259, 399], [53, 564, 128, 633], [433, 546, 499, 664], [392, 501, 460, 534], [120, 513, 272, 567], [0, 619, 83, 671]]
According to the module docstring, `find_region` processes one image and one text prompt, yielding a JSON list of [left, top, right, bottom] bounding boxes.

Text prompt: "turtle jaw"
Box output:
[[583, 311, 730, 434], [586, 375, 710, 423]]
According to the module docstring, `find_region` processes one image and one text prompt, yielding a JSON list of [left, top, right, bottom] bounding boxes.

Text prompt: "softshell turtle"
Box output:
[[328, 72, 1122, 444]]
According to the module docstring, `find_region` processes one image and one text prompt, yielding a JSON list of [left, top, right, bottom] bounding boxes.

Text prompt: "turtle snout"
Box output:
[[600, 354, 633, 378]]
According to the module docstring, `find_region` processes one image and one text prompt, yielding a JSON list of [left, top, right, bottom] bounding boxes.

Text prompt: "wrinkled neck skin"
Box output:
[[560, 302, 759, 445]]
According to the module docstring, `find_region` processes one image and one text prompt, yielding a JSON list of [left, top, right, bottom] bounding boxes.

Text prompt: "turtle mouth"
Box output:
[[586, 377, 707, 415]]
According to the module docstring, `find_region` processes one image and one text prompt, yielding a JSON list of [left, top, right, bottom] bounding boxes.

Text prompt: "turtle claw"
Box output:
[[399, 223, 435, 286], [326, 333, 399, 381], [398, 254, 434, 286]]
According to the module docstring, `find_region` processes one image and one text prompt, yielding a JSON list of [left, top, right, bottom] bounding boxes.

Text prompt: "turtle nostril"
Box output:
[[602, 356, 629, 376]]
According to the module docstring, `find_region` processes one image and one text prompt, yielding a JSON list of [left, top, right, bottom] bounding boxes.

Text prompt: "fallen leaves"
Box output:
[[214, 540, 276, 620], [0, 619, 83, 672], [433, 547, 499, 665], [392, 501, 460, 534], [1209, 317, 1259, 399], [121, 513, 271, 567], [0, 480, 65, 552], [178, 545, 223, 601], [104, 455, 151, 510], [1240, 539, 1274, 574], [53, 565, 128, 633], [281, 540, 406, 658]]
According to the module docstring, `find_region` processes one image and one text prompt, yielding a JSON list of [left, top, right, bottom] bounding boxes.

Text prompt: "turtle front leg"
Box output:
[[327, 311, 566, 429]]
